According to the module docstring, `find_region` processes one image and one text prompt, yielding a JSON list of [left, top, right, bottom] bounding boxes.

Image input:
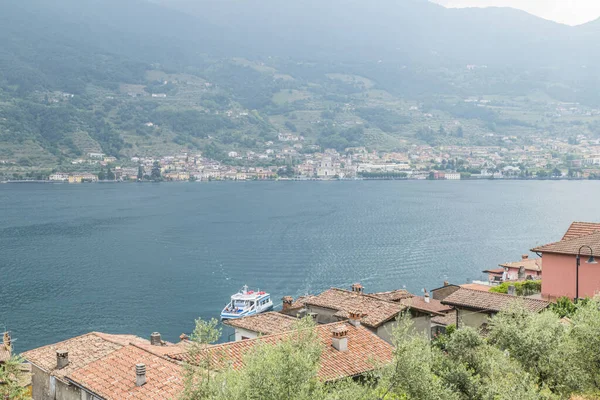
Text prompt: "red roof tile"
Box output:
[[562, 222, 600, 241], [224, 312, 299, 335], [531, 231, 600, 256], [441, 288, 550, 313], [22, 332, 148, 382], [172, 322, 393, 382], [399, 296, 452, 315], [369, 289, 413, 302], [303, 288, 408, 328], [460, 283, 493, 292], [499, 258, 542, 272], [68, 345, 184, 400]]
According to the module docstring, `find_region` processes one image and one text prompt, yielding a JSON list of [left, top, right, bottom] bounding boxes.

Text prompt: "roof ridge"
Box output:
[[22, 332, 100, 356], [455, 287, 549, 303], [196, 321, 350, 352], [532, 230, 600, 251], [92, 332, 147, 346], [128, 342, 184, 365]]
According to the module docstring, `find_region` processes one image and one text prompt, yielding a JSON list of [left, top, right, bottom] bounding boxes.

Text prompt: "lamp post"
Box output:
[[575, 245, 598, 302]]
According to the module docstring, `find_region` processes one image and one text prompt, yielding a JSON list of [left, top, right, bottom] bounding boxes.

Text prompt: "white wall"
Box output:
[[234, 328, 259, 341]]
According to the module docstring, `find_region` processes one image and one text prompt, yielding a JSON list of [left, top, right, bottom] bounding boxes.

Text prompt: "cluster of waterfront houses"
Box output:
[[44, 132, 600, 183], [3, 221, 600, 399]]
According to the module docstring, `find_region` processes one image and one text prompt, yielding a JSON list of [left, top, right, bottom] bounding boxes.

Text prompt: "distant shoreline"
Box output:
[[1, 177, 594, 184]]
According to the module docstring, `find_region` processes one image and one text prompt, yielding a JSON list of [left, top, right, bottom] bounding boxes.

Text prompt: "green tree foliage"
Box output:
[[0, 355, 31, 400], [183, 301, 600, 400], [355, 107, 410, 133], [151, 161, 162, 181], [489, 280, 541, 296]]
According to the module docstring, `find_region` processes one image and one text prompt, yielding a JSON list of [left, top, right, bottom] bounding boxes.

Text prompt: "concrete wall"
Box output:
[[31, 364, 50, 400], [457, 308, 490, 329], [30, 364, 81, 400], [305, 305, 339, 325], [541, 253, 600, 300], [376, 315, 431, 344], [55, 379, 81, 400]]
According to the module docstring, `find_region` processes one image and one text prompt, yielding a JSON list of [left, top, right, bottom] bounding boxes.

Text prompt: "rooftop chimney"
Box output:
[[150, 332, 162, 346], [136, 364, 146, 387], [179, 333, 189, 342], [307, 312, 318, 321], [522, 254, 529, 260], [443, 281, 449, 287], [332, 325, 348, 352], [507, 285, 516, 296], [351, 283, 364, 294], [424, 290, 430, 303], [282, 296, 294, 312], [56, 350, 69, 369], [348, 310, 361, 327]]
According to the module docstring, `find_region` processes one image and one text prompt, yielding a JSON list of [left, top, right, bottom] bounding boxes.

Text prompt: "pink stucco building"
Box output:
[[532, 222, 600, 300], [483, 254, 542, 284]]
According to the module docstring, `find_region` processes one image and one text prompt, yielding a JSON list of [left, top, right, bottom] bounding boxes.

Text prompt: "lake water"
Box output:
[[1, 180, 599, 351]]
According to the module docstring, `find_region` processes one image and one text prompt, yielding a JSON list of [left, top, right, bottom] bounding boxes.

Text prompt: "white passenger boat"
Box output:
[[220, 285, 273, 320]]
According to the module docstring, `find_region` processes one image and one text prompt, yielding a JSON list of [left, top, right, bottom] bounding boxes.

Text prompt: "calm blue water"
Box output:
[[1, 180, 599, 351]]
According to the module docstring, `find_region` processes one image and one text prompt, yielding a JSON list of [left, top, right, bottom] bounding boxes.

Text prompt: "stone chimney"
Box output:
[[150, 332, 162, 346], [507, 285, 516, 296], [136, 364, 146, 387], [282, 296, 294, 312], [348, 310, 361, 327], [443, 281, 449, 287], [179, 333, 189, 342], [351, 283, 364, 294], [424, 290, 430, 303], [331, 325, 348, 352], [56, 350, 69, 369], [522, 254, 529, 260]]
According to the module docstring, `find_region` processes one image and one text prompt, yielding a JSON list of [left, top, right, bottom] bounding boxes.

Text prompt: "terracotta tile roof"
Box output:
[[531, 231, 600, 256], [369, 289, 413, 302], [441, 288, 550, 313], [499, 258, 542, 272], [562, 222, 600, 241], [398, 296, 451, 315], [21, 332, 149, 382], [280, 295, 315, 316], [482, 268, 505, 275], [172, 322, 393, 382], [224, 312, 299, 335], [431, 310, 456, 327], [68, 344, 184, 400], [134, 341, 191, 357], [303, 288, 408, 328], [460, 283, 493, 292]]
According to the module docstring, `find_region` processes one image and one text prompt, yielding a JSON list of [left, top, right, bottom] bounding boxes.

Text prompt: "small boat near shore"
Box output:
[[220, 285, 273, 320]]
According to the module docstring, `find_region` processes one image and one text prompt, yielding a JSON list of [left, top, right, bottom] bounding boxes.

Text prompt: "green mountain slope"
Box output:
[[1, 0, 600, 176]]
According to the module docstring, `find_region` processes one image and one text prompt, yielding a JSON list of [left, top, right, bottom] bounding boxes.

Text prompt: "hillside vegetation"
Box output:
[[3, 0, 600, 174]]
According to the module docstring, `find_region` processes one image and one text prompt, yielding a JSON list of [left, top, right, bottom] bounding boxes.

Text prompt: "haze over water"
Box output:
[[1, 181, 598, 351]]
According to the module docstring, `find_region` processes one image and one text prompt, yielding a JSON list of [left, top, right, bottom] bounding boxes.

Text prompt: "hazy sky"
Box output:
[[431, 0, 600, 25]]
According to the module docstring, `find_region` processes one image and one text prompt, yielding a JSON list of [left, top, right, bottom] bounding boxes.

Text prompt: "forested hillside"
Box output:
[[3, 0, 600, 175]]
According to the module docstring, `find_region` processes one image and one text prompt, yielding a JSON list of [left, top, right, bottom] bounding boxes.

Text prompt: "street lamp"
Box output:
[[576, 245, 598, 302]]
